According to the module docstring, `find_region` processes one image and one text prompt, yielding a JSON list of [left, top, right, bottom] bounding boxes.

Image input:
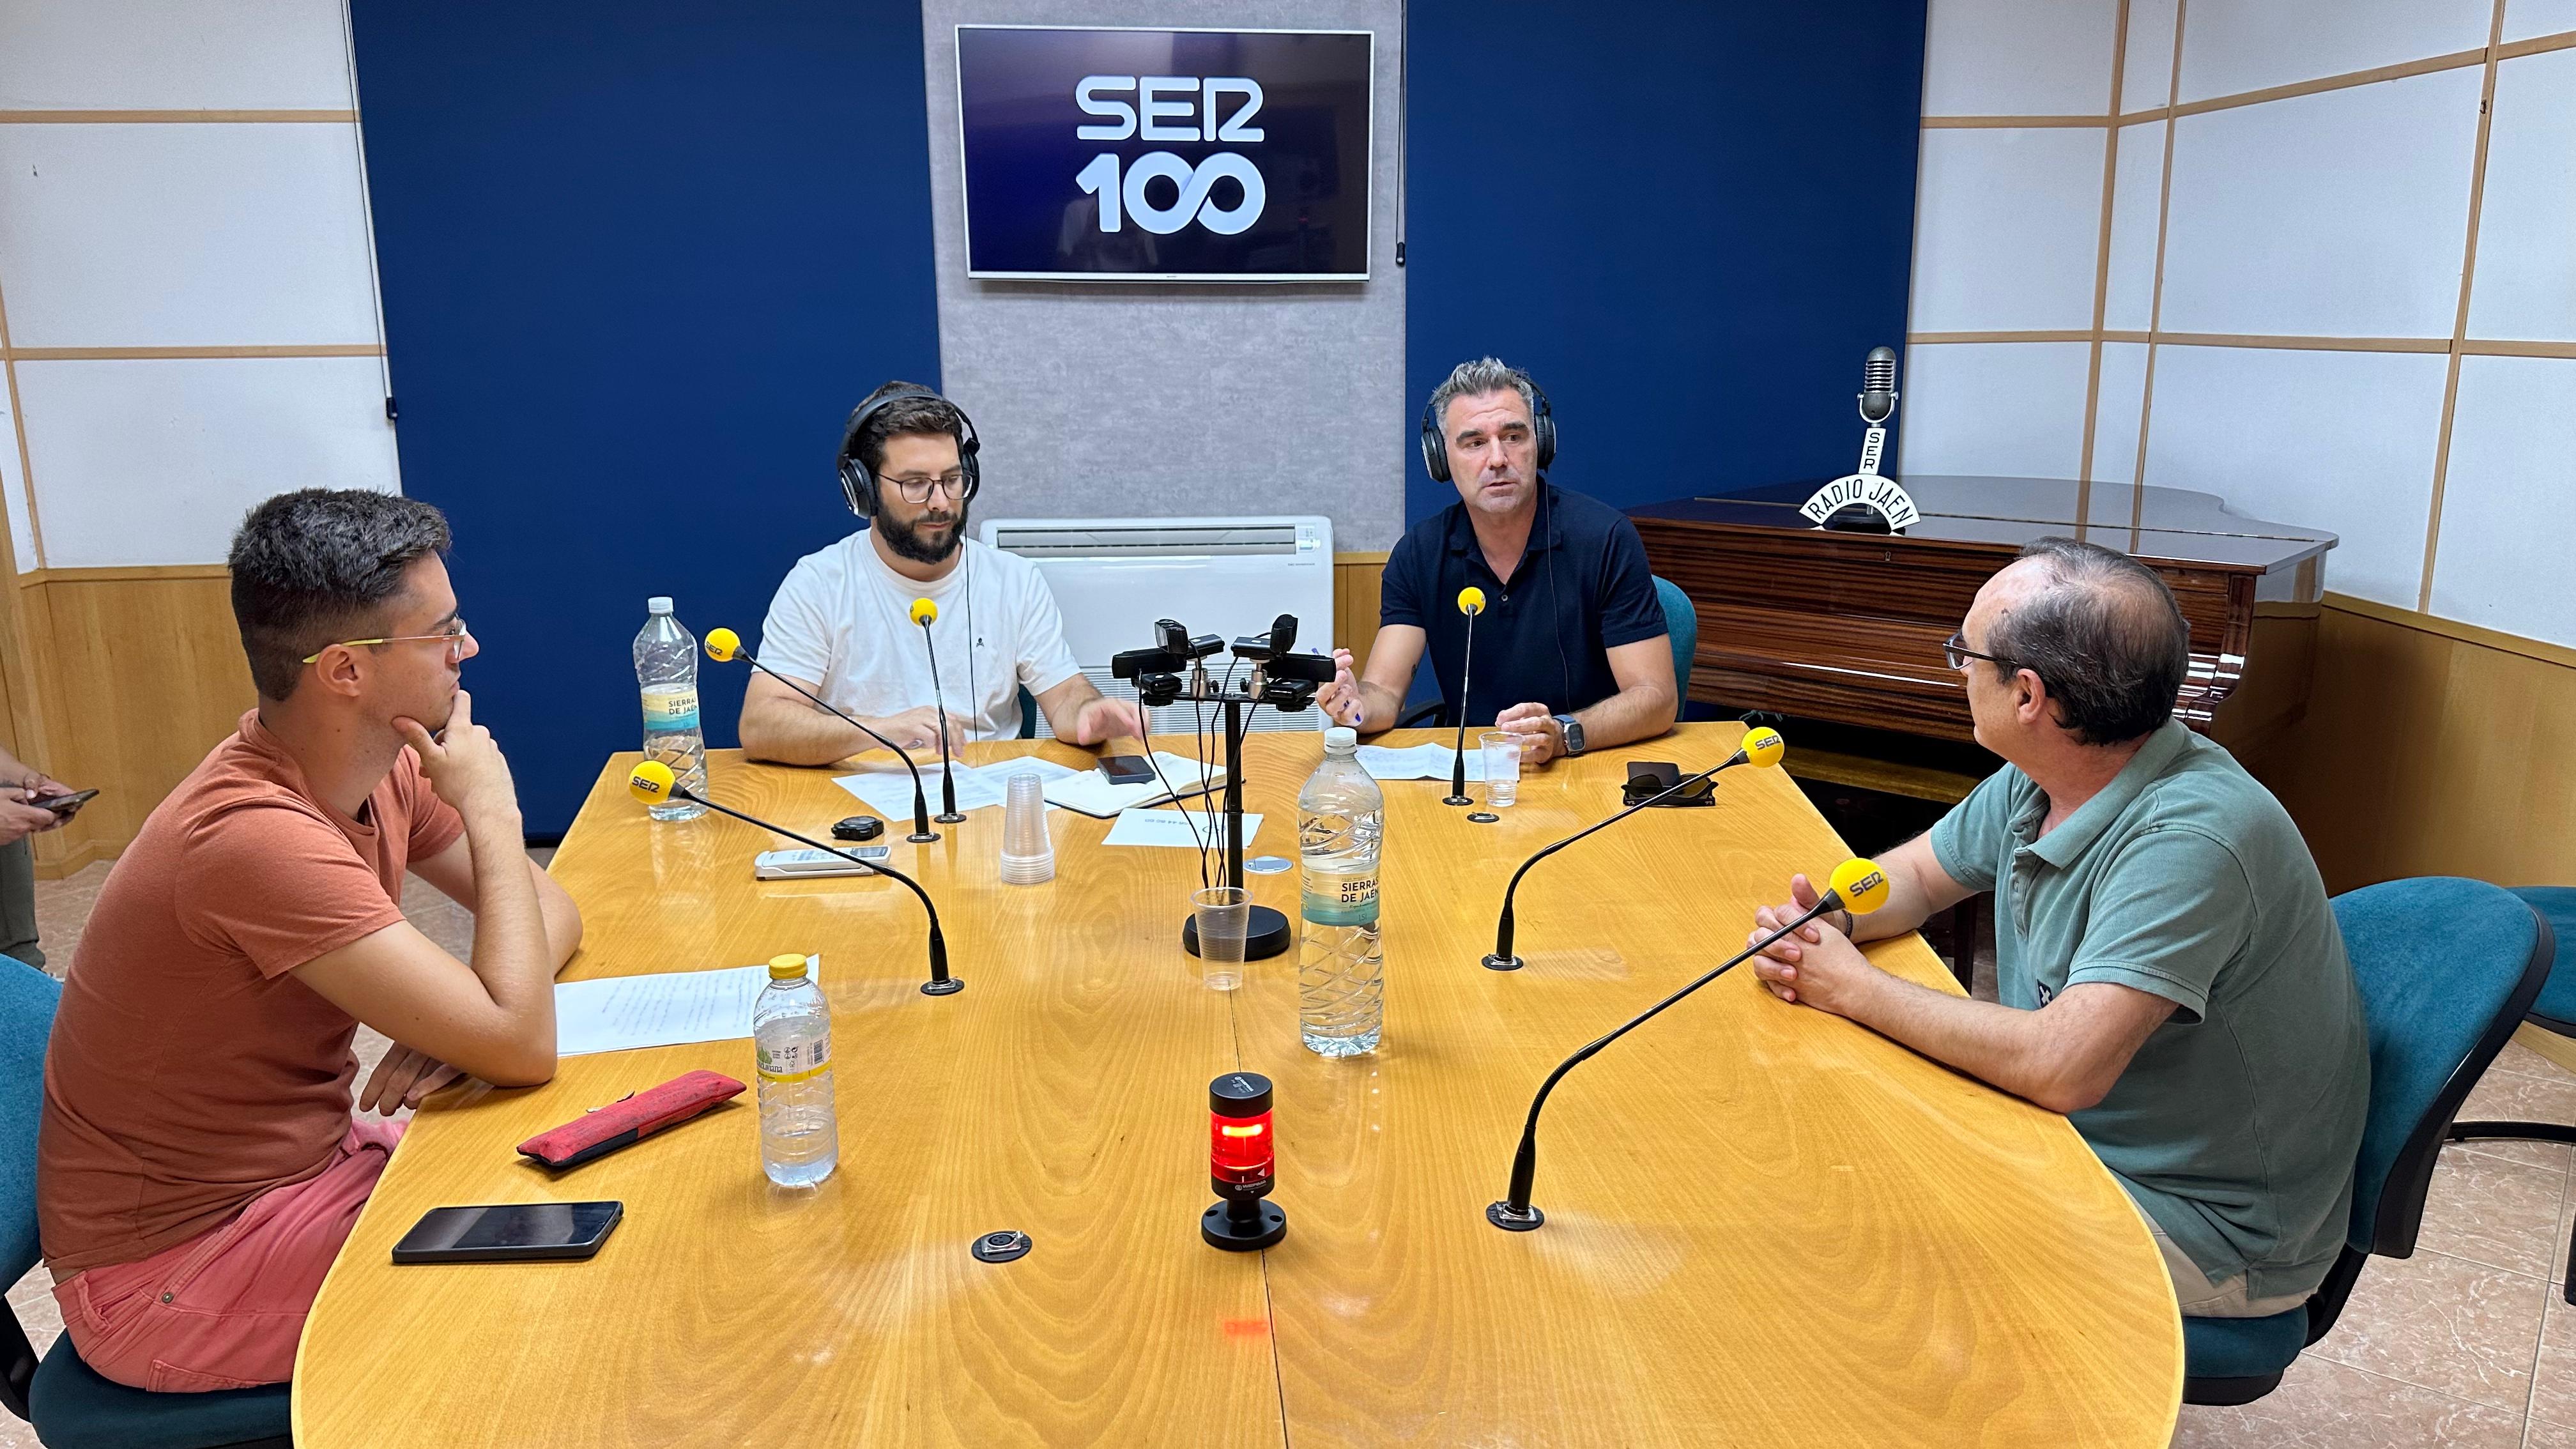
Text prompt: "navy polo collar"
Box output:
[[1442, 482, 1568, 560]]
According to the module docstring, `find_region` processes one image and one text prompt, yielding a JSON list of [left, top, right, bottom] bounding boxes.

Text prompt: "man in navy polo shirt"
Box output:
[[1318, 358, 1676, 766]]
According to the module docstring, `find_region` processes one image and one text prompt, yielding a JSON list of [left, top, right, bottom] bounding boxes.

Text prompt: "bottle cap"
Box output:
[[1323, 726, 1356, 751], [648, 595, 674, 614], [767, 953, 811, 981]]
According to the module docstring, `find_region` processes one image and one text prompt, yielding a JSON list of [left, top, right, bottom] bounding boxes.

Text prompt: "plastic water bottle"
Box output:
[[1298, 726, 1385, 1056], [632, 596, 707, 821], [753, 954, 837, 1187]]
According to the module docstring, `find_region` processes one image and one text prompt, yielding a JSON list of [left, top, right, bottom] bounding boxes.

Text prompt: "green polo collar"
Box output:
[[2022, 719, 2196, 870]]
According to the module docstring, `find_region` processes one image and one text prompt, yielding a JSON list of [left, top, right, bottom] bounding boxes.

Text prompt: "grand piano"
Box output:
[[1629, 474, 2336, 768]]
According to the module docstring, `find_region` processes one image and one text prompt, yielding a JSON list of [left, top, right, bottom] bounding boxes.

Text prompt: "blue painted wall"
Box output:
[[351, 1, 942, 833], [1404, 2, 1927, 525]]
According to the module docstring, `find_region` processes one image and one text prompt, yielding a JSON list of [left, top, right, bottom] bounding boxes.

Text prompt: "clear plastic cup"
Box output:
[[1192, 885, 1252, 990], [1480, 731, 1521, 808], [998, 771, 1054, 885]]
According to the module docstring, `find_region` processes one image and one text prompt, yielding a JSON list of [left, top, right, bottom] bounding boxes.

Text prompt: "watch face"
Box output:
[[1556, 716, 1584, 754]]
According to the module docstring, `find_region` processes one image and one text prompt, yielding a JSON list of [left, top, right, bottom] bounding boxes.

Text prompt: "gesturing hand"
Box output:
[[394, 689, 519, 822], [1494, 702, 1558, 765], [1315, 648, 1365, 728], [358, 1043, 464, 1116]]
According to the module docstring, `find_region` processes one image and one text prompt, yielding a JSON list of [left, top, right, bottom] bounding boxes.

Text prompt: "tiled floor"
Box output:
[[4, 859, 2575, 1447]]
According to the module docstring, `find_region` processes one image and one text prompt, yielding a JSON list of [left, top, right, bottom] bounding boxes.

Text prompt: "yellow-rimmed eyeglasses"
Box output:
[[302, 620, 472, 665]]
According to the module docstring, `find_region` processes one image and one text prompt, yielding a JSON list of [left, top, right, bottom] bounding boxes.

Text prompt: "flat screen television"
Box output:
[[955, 26, 1374, 282]]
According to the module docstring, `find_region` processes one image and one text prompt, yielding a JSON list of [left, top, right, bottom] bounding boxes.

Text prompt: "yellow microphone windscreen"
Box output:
[[1457, 586, 1485, 616], [628, 759, 677, 804], [1829, 858, 1892, 916], [704, 627, 740, 663], [1741, 726, 1785, 768], [909, 598, 939, 626]]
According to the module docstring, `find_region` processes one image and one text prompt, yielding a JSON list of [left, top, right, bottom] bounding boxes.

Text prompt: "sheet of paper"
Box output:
[[1103, 809, 1262, 850], [1354, 742, 1486, 782], [1043, 751, 1225, 818], [833, 756, 1079, 818], [555, 957, 822, 1057]]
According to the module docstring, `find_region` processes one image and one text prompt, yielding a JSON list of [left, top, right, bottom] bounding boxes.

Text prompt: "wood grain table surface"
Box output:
[[293, 723, 2181, 1447]]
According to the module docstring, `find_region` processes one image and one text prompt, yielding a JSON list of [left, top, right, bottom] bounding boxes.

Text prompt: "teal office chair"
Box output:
[[2443, 885, 2576, 1299], [0, 956, 293, 1448], [1016, 684, 1039, 740], [2181, 878, 2554, 1405], [1397, 574, 1698, 728]]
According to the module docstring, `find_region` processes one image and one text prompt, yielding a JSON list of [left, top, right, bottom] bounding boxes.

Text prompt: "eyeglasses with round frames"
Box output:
[[302, 620, 473, 666]]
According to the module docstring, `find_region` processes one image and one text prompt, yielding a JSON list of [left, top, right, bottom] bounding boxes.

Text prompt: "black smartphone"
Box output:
[[390, 1201, 624, 1264], [28, 788, 96, 818], [1098, 755, 1156, 786]]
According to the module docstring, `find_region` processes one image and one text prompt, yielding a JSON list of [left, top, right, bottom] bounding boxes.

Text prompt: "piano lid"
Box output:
[[1629, 475, 2337, 575]]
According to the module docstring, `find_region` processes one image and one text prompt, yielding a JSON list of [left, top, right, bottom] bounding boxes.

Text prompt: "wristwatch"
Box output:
[[1551, 713, 1586, 756]]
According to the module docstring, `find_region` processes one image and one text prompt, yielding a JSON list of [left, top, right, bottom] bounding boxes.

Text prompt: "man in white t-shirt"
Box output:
[[740, 382, 1143, 762]]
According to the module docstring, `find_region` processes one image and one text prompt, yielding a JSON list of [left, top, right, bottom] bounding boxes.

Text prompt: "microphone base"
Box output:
[[1202, 1198, 1287, 1252], [1467, 811, 1499, 824], [1442, 794, 1474, 807], [934, 811, 967, 825], [1482, 953, 1526, 972], [1485, 1200, 1545, 1232], [1183, 906, 1292, 962], [919, 977, 965, 997], [907, 831, 941, 844]]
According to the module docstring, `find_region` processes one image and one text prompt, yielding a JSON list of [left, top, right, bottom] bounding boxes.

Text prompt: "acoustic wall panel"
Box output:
[[0, 0, 351, 110], [1908, 127, 2105, 333], [0, 123, 379, 347], [2142, 344, 2446, 606], [2175, 0, 2492, 104], [2465, 47, 2576, 342], [14, 356, 399, 568], [2102, 121, 2166, 333], [1921, 0, 2118, 116], [1894, 341, 2092, 480], [2504, 0, 2576, 43], [2156, 68, 2481, 339], [2431, 355, 2576, 648], [2087, 341, 2149, 486], [350, 2, 944, 833], [2119, 0, 2180, 114]]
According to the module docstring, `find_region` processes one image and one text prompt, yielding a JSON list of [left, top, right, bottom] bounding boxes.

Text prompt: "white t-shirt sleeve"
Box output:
[[1015, 571, 1083, 698], [756, 560, 837, 687]]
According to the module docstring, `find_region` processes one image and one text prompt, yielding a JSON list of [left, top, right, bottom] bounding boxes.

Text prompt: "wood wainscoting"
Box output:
[[6, 566, 255, 876], [1333, 550, 1386, 667]]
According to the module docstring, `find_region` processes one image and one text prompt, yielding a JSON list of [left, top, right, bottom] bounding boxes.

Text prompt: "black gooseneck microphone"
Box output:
[[1445, 586, 1485, 807], [1486, 857, 1890, 1231], [701, 629, 940, 844], [1482, 727, 1786, 972], [627, 760, 960, 997], [910, 598, 964, 824]]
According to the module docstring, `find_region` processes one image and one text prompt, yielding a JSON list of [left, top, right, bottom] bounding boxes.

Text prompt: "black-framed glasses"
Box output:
[[885, 470, 974, 505], [302, 619, 473, 666], [1943, 629, 2016, 674]]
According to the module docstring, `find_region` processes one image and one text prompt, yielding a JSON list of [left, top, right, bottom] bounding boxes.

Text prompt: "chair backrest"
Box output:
[[1652, 575, 1698, 702], [1015, 684, 1038, 740], [0, 956, 58, 1287], [2336, 877, 2554, 1256]]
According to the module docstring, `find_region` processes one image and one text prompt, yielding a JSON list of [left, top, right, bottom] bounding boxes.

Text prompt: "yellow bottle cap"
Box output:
[[767, 953, 811, 981]]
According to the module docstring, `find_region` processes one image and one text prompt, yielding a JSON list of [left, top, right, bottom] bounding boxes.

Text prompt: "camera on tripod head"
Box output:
[[1111, 619, 1223, 707], [1110, 614, 1332, 711], [1232, 614, 1332, 709]]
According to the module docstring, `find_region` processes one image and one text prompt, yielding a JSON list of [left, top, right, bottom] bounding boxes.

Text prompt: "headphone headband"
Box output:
[[837, 384, 983, 518], [1419, 373, 1556, 484]]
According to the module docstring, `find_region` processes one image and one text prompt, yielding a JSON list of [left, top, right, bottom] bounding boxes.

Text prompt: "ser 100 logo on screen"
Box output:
[[1071, 75, 1266, 236]]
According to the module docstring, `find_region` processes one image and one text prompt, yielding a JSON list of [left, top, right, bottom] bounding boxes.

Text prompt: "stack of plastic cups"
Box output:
[[999, 771, 1055, 885]]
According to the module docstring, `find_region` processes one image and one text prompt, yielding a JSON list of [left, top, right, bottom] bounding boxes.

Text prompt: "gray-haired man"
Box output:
[[1745, 537, 2369, 1319], [1317, 357, 1676, 765]]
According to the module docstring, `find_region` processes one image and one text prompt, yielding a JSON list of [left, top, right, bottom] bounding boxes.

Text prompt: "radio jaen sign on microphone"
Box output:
[[956, 26, 1374, 282]]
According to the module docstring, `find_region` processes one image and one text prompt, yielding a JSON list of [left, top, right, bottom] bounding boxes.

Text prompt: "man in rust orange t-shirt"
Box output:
[[38, 489, 583, 1392]]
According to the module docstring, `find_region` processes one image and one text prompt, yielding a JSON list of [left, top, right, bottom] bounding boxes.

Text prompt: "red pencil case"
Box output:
[[516, 1070, 745, 1170]]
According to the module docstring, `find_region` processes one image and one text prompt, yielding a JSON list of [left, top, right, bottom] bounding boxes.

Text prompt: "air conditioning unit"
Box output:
[[979, 515, 1335, 737]]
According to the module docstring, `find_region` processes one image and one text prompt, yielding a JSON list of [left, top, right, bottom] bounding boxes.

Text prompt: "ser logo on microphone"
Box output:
[[1071, 75, 1267, 236]]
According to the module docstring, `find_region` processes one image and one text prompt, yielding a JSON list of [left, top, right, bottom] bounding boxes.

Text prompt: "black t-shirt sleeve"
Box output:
[[1380, 522, 1430, 630], [1597, 516, 1667, 649]]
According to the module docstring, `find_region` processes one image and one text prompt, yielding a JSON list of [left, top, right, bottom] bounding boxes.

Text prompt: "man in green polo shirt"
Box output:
[[1746, 537, 2368, 1317]]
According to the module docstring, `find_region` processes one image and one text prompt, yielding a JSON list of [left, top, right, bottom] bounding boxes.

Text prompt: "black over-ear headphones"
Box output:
[[1419, 374, 1555, 484], [836, 385, 983, 519]]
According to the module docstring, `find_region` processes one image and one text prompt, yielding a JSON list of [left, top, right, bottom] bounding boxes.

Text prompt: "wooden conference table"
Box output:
[[295, 724, 2181, 1446]]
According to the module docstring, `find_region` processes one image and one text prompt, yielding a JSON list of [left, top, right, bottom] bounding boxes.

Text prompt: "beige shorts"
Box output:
[[2140, 1211, 2315, 1319]]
